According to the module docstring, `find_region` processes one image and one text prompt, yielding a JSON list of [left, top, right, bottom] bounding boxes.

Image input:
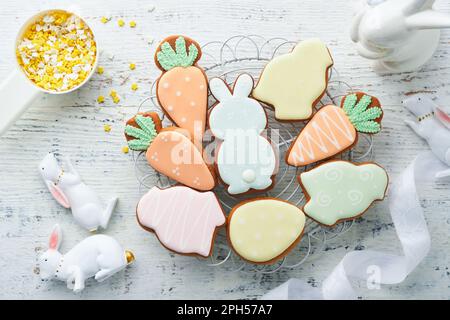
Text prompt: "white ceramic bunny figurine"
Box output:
[[403, 94, 450, 178], [38, 224, 135, 293], [208, 73, 276, 195], [351, 0, 450, 73], [39, 153, 118, 231]]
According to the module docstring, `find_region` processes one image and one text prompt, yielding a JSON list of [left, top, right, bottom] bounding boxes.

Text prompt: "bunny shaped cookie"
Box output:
[[39, 153, 118, 231], [38, 225, 135, 292], [209, 74, 276, 195], [403, 94, 450, 178], [351, 0, 450, 73]]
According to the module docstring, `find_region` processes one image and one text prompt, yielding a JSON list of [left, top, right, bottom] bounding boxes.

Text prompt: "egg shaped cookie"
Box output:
[[228, 198, 306, 264]]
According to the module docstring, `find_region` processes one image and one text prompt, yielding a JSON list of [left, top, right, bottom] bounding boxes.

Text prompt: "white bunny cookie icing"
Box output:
[[228, 198, 306, 264], [253, 38, 333, 120], [208, 74, 276, 195], [299, 161, 388, 226], [38, 225, 134, 293]]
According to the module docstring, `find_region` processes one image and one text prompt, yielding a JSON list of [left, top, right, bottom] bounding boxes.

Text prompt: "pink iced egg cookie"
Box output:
[[136, 186, 226, 257]]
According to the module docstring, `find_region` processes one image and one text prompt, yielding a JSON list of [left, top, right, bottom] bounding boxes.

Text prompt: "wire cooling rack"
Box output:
[[131, 36, 374, 273]]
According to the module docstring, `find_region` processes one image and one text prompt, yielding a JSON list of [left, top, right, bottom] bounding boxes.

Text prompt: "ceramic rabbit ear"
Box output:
[[434, 106, 450, 129], [402, 0, 434, 14], [406, 10, 450, 29], [49, 224, 62, 250], [209, 77, 231, 101], [45, 181, 70, 208], [233, 74, 254, 97]]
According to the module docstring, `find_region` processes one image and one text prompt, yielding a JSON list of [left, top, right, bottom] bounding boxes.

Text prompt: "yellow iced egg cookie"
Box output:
[[228, 198, 305, 264]]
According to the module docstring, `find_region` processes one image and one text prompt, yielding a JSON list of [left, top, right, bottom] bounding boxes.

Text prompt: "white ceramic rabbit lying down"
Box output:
[[39, 153, 118, 231], [39, 225, 135, 292], [403, 94, 450, 178]]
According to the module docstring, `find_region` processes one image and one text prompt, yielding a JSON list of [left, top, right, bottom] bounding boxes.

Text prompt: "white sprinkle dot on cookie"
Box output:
[[181, 117, 187, 123], [199, 84, 205, 90], [167, 105, 174, 111], [190, 101, 196, 107], [185, 76, 191, 82], [176, 91, 182, 97], [162, 82, 169, 89]]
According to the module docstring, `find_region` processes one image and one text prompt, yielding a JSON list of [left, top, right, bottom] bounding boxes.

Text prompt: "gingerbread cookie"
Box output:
[[208, 74, 276, 195], [252, 38, 333, 121], [137, 186, 226, 257], [287, 93, 383, 166], [124, 114, 215, 191], [299, 160, 388, 226], [155, 35, 208, 149], [227, 198, 305, 264]]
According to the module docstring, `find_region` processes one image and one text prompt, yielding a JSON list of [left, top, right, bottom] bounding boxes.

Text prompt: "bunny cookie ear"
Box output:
[[209, 77, 232, 101], [434, 106, 450, 129], [49, 224, 62, 250], [233, 74, 254, 98]]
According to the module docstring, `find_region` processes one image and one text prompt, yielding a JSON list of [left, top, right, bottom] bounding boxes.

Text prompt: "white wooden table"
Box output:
[[1, 0, 450, 300]]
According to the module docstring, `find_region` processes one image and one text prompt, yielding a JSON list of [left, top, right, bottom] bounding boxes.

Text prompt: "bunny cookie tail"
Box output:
[[125, 250, 135, 264]]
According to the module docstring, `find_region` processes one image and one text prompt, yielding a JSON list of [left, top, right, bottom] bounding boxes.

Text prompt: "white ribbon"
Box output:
[[262, 151, 449, 300]]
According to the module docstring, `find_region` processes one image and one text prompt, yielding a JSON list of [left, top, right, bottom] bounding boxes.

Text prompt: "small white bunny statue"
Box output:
[[351, 0, 450, 73], [39, 153, 118, 231], [38, 224, 135, 292], [403, 94, 450, 178], [208, 73, 276, 195]]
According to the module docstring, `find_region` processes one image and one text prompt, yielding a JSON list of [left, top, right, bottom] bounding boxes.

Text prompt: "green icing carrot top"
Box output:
[[125, 115, 157, 151], [156, 36, 199, 71], [342, 94, 382, 134]]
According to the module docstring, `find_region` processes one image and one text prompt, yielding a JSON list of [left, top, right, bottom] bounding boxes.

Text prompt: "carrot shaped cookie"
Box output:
[[287, 93, 382, 166], [124, 113, 216, 191], [155, 35, 208, 150]]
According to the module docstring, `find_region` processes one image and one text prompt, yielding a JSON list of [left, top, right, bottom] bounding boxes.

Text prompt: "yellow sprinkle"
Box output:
[[16, 11, 97, 92], [100, 16, 109, 24], [97, 95, 105, 103], [118, 19, 125, 27], [113, 96, 120, 104], [129, 21, 136, 28], [131, 83, 138, 91], [129, 63, 136, 70], [122, 146, 129, 154], [109, 89, 117, 97], [103, 124, 111, 132], [97, 66, 104, 74]]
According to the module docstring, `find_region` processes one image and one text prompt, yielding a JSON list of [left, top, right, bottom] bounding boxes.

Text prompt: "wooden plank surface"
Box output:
[[0, 0, 449, 299]]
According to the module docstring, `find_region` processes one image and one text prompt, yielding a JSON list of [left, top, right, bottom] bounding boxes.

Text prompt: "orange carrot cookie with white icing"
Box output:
[[287, 92, 382, 166], [228, 198, 305, 264], [253, 38, 333, 121], [124, 114, 215, 191], [155, 35, 208, 149]]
